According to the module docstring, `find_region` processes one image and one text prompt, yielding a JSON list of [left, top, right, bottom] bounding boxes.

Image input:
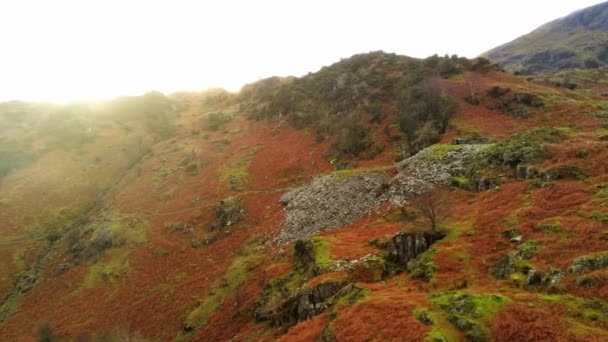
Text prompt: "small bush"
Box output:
[[206, 111, 234, 131]]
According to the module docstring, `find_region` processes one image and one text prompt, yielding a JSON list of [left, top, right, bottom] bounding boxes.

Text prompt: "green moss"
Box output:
[[423, 144, 460, 161], [407, 248, 439, 281], [331, 166, 390, 181], [427, 329, 450, 342], [451, 175, 470, 188], [430, 292, 508, 341], [310, 236, 332, 267]]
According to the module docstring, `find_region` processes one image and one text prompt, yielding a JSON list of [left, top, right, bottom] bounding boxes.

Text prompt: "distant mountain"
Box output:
[[485, 1, 608, 74]]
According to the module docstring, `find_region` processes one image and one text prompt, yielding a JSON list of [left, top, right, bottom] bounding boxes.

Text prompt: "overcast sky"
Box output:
[[0, 0, 604, 101]]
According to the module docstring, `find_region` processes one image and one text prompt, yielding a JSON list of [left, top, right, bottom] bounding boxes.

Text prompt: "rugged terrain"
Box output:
[[0, 49, 608, 342], [485, 1, 608, 74]]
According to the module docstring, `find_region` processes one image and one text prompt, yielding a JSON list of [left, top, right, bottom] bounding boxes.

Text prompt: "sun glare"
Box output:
[[0, 0, 604, 102]]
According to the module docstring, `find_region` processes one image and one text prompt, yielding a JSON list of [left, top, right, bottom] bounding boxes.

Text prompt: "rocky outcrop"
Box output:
[[255, 280, 355, 329], [452, 137, 494, 145], [569, 252, 608, 275], [388, 144, 488, 206], [278, 144, 489, 243], [516, 164, 587, 181], [277, 172, 390, 243], [211, 196, 245, 230], [387, 232, 444, 265]]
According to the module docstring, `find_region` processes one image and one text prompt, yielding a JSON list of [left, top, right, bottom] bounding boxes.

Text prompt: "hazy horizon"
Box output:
[[0, 0, 605, 102]]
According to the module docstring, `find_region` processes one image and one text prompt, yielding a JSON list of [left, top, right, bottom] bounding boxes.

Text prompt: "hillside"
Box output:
[[1, 51, 608, 341], [485, 1, 608, 74]]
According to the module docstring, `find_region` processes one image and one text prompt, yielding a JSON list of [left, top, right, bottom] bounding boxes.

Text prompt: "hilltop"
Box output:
[[0, 51, 607, 341], [485, 1, 608, 74]]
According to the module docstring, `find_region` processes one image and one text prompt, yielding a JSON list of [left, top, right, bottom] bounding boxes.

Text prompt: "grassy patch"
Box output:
[[539, 294, 608, 323], [535, 221, 562, 233], [83, 248, 132, 288], [218, 149, 257, 191], [595, 187, 608, 199], [423, 144, 460, 161], [181, 239, 263, 336], [310, 236, 332, 267]]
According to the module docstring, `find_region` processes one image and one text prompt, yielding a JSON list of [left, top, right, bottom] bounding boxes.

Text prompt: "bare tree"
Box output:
[[410, 190, 452, 232]]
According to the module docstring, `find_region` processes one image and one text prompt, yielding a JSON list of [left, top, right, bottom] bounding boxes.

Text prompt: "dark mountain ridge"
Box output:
[[486, 1, 608, 74]]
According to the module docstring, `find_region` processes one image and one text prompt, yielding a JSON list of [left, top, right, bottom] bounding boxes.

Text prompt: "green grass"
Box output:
[[539, 294, 608, 322], [451, 175, 470, 187], [83, 248, 132, 288]]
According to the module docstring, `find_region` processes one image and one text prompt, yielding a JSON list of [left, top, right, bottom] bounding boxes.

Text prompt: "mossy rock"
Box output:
[[413, 307, 434, 325], [535, 222, 561, 233], [211, 197, 245, 230], [430, 292, 507, 342], [570, 252, 608, 275], [477, 128, 568, 168]]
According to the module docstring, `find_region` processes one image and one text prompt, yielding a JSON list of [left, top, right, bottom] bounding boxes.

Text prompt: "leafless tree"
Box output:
[[410, 190, 452, 232]]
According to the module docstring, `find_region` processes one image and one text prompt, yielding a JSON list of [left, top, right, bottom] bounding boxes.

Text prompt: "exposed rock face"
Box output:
[[387, 232, 444, 265], [211, 196, 245, 229], [278, 144, 489, 243], [255, 280, 353, 329], [492, 253, 517, 279]]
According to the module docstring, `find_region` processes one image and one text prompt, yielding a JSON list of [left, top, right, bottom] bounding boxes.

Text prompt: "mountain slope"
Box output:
[[1, 52, 608, 341], [485, 1, 608, 74]]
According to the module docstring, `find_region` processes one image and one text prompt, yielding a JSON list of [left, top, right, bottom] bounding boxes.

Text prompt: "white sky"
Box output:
[[0, 0, 604, 102]]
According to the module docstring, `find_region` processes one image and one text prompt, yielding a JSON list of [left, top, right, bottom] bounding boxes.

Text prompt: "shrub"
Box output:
[[206, 111, 234, 131], [397, 79, 459, 153]]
